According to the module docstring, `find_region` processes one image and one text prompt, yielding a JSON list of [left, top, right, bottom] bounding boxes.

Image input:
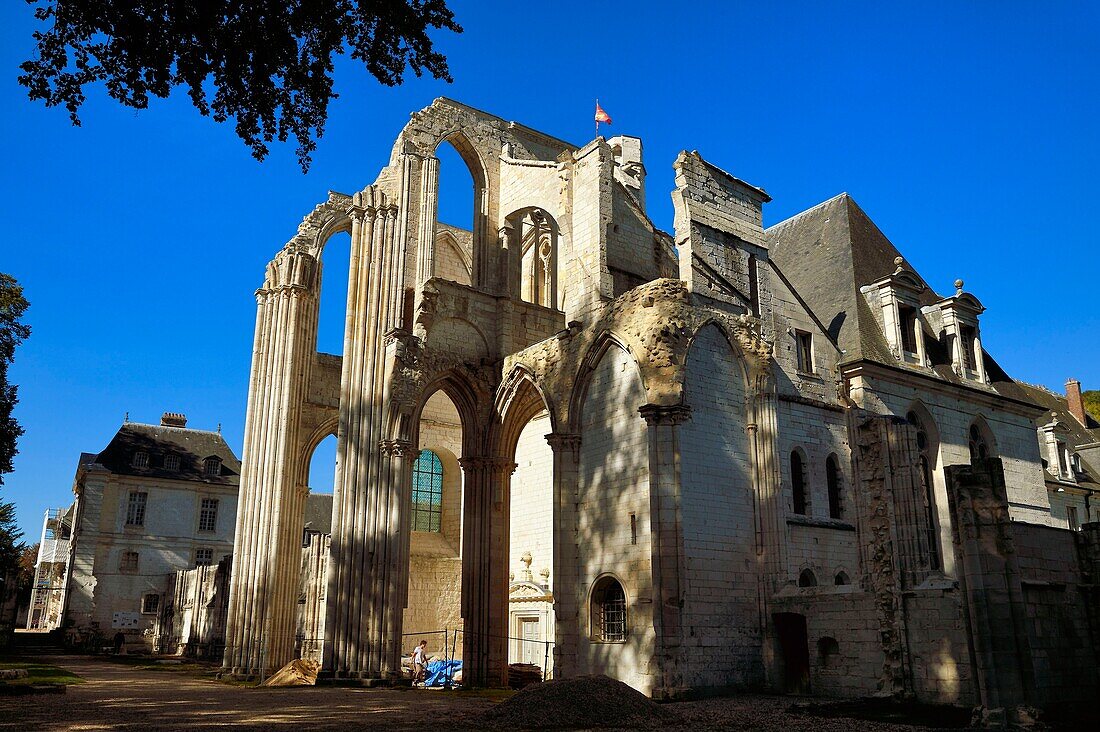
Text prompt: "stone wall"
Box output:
[[575, 344, 654, 692], [678, 324, 760, 688]]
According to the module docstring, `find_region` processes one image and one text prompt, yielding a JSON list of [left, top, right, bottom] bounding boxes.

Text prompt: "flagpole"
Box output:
[[595, 98, 599, 138]]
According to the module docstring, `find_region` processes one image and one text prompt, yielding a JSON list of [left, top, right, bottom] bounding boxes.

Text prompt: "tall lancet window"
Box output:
[[411, 449, 443, 532]]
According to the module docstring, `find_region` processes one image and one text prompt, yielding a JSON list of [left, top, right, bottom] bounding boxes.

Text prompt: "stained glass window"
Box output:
[[411, 449, 443, 532]]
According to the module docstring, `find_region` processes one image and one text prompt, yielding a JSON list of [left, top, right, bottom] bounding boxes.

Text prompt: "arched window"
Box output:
[[798, 569, 817, 587], [826, 454, 843, 519], [968, 422, 992, 462], [908, 410, 940, 570], [834, 571, 850, 586], [591, 576, 627, 642], [411, 449, 444, 532], [791, 450, 808, 515]]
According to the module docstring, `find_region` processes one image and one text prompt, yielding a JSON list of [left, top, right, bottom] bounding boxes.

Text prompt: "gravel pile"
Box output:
[[478, 674, 680, 730]]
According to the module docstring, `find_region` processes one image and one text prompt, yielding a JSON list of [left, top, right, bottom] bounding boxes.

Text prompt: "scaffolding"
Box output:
[[26, 507, 73, 631]]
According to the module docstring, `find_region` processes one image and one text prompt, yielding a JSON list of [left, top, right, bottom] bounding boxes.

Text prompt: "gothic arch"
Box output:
[[968, 415, 998, 461], [296, 417, 340, 487], [567, 331, 644, 433], [496, 365, 558, 462]]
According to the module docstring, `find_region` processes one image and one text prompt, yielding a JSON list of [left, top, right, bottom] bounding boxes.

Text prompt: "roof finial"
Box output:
[[124, 411, 129, 423], [217, 423, 222, 434], [893, 256, 904, 274], [954, 278, 964, 295]]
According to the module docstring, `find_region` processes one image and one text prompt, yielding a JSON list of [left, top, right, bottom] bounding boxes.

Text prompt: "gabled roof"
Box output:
[[87, 422, 241, 486]]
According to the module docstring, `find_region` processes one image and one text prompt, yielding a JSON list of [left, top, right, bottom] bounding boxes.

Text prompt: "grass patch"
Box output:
[[0, 660, 84, 687]]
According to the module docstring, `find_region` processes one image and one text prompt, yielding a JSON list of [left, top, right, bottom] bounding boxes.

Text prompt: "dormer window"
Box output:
[[1071, 453, 1082, 473], [1056, 441, 1071, 479], [203, 457, 221, 476], [899, 304, 919, 354], [132, 451, 149, 468], [936, 279, 987, 383], [960, 324, 977, 372], [164, 454, 180, 471]]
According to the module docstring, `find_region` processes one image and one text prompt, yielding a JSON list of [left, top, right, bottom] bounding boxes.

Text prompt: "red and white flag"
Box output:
[[594, 101, 612, 125]]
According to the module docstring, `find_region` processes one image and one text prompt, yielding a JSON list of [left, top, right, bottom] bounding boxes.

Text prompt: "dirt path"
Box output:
[[1, 655, 951, 731], [0, 655, 496, 731]]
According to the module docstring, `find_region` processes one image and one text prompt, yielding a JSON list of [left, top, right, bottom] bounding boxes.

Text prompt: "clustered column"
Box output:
[[546, 433, 581, 677], [459, 455, 516, 686], [639, 403, 692, 694], [224, 249, 319, 674], [324, 185, 409, 678]]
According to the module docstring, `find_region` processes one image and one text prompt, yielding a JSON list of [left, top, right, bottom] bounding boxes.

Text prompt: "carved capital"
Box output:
[[638, 403, 692, 426], [545, 432, 581, 457], [380, 439, 417, 459], [459, 456, 517, 476]]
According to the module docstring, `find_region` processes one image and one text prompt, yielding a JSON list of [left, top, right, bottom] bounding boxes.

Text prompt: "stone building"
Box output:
[[223, 98, 1099, 715], [64, 413, 240, 650]]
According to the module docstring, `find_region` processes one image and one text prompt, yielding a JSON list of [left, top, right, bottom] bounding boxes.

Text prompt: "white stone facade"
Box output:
[[221, 98, 1099, 715]]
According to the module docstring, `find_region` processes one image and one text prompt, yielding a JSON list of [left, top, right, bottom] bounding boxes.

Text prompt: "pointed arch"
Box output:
[[968, 415, 997, 462], [907, 401, 944, 572], [567, 330, 644, 434], [296, 416, 341, 487], [495, 365, 557, 463], [433, 131, 491, 288]]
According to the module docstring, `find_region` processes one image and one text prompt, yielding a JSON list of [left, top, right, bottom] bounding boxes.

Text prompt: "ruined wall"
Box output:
[[155, 556, 231, 660], [1013, 523, 1097, 705], [576, 344, 654, 692], [677, 324, 760, 688]]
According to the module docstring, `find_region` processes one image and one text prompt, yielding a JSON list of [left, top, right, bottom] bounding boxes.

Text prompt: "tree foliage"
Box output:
[[1085, 390, 1100, 423], [0, 274, 31, 489], [19, 1, 462, 171]]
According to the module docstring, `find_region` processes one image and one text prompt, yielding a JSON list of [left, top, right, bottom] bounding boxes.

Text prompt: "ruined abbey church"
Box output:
[[224, 99, 1100, 713]]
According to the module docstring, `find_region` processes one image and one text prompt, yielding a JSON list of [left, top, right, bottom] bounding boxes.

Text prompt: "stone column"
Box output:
[[546, 433, 581, 678], [324, 190, 406, 678], [415, 156, 439, 288], [224, 249, 318, 675], [639, 403, 691, 695], [460, 455, 515, 686]]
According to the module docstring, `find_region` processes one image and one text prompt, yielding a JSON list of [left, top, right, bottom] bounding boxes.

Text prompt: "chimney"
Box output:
[[1066, 379, 1087, 426], [161, 412, 187, 428]]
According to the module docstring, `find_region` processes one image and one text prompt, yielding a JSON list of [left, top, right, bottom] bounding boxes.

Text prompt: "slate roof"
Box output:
[[303, 493, 333, 535], [766, 193, 1023, 399], [86, 421, 241, 486], [1001, 381, 1100, 492]]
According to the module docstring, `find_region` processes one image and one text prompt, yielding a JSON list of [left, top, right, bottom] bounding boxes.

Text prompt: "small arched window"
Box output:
[[591, 576, 627, 642], [798, 569, 817, 587], [411, 449, 443, 532], [968, 422, 991, 462], [826, 454, 843, 519], [791, 450, 808, 515], [834, 571, 850, 586]]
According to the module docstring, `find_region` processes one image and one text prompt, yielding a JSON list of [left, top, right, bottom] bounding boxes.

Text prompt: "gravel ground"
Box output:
[[1, 655, 953, 731]]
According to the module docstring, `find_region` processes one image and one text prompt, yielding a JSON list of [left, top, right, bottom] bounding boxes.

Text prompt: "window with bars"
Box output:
[[198, 498, 219, 532], [411, 450, 443, 532], [120, 551, 139, 573], [203, 457, 221, 476], [195, 548, 214, 566], [164, 454, 180, 471], [592, 576, 627, 642], [141, 593, 160, 614], [132, 451, 149, 468], [126, 491, 147, 527], [960, 325, 977, 372]]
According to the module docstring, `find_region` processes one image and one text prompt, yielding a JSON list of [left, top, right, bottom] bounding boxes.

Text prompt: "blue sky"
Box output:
[[2, 2, 1098, 540]]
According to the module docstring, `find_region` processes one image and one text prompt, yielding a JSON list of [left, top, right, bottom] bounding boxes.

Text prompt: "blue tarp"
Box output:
[[423, 659, 462, 687]]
